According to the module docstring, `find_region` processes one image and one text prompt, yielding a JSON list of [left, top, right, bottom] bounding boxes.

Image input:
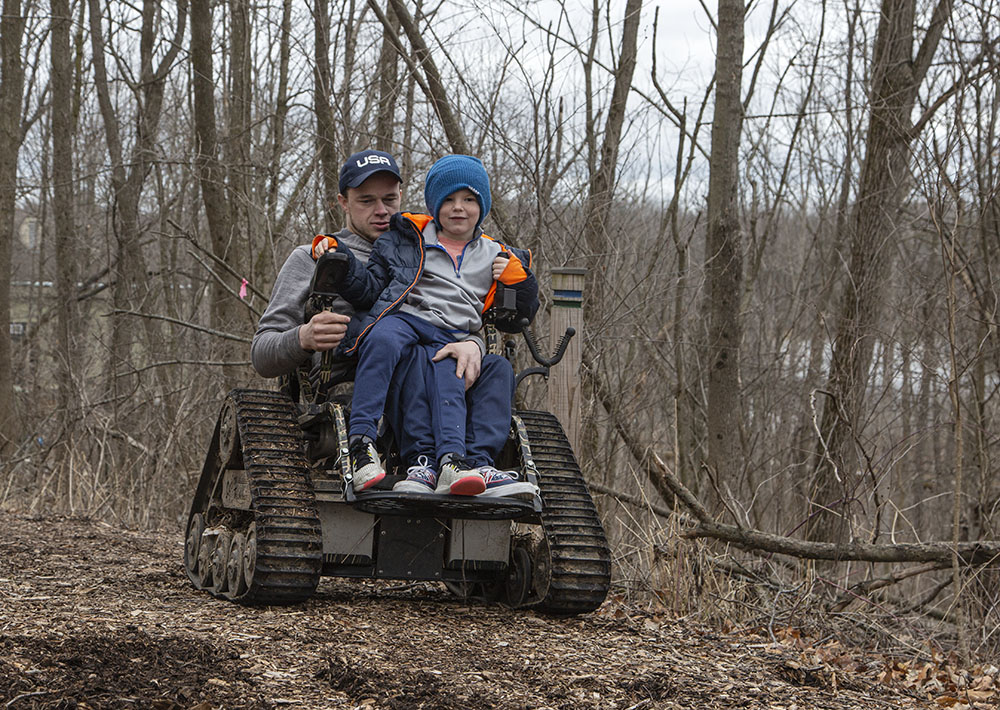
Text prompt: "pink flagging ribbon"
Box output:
[[239, 278, 248, 300]]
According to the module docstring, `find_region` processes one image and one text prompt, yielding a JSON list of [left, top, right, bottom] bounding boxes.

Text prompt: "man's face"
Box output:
[[338, 173, 402, 242]]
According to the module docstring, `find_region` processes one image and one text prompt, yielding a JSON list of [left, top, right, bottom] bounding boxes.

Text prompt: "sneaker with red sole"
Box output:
[[349, 438, 385, 492], [434, 455, 486, 496]]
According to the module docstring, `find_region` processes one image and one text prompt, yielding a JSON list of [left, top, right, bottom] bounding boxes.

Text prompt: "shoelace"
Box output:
[[350, 439, 374, 461], [442, 455, 478, 471], [480, 466, 519, 481], [406, 455, 436, 483]]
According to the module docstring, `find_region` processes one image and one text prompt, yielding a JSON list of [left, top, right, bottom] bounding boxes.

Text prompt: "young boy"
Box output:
[[312, 155, 539, 496]]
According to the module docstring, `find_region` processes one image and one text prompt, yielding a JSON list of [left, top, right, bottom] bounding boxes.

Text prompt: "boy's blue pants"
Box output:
[[352, 312, 514, 467]]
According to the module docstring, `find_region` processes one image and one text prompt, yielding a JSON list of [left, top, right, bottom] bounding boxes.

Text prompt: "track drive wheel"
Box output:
[[516, 410, 612, 614], [217, 398, 242, 469], [211, 529, 233, 595], [243, 522, 259, 592], [197, 528, 217, 589], [503, 541, 533, 608], [227, 532, 248, 596], [184, 513, 204, 579], [184, 389, 323, 604]]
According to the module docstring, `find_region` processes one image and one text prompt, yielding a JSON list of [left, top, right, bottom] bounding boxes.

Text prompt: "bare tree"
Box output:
[[580, 0, 642, 282], [314, 0, 339, 230], [265, 0, 293, 233], [704, 0, 746, 492], [226, 0, 254, 283], [88, 0, 187, 398], [0, 0, 25, 451], [374, 2, 401, 151], [809, 0, 954, 543], [51, 0, 76, 430], [380, 0, 469, 155], [190, 0, 241, 367]]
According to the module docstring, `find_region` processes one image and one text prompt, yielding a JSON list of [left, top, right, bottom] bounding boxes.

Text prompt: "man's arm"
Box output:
[[433, 339, 483, 390], [251, 245, 353, 378], [297, 311, 350, 352]]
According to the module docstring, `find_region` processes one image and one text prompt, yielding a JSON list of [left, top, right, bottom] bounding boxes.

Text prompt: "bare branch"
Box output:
[[376, 0, 469, 154], [110, 310, 252, 343]]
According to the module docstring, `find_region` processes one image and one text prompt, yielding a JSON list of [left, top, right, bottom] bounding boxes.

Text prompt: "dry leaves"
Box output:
[[768, 625, 999, 708], [0, 511, 979, 709]]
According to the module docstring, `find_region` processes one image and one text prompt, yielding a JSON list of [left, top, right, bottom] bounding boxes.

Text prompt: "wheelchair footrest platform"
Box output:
[[346, 489, 540, 520]]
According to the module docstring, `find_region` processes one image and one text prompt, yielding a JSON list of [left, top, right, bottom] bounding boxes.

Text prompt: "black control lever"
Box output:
[[304, 251, 350, 323], [296, 251, 351, 405], [309, 251, 349, 300]]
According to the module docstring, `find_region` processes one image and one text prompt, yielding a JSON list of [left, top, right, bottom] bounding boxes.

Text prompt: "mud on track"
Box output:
[[0, 511, 930, 709]]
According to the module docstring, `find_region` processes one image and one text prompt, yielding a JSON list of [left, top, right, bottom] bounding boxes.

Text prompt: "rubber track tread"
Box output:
[[228, 389, 321, 604], [516, 409, 611, 614]]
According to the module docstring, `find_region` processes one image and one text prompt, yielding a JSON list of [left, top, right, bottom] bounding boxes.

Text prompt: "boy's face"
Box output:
[[437, 188, 480, 242], [338, 173, 402, 243]]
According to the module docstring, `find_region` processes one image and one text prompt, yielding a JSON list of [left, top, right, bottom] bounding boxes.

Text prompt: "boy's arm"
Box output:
[[310, 235, 388, 310]]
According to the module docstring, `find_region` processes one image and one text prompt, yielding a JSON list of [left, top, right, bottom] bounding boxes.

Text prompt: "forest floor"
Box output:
[[0, 509, 992, 709]]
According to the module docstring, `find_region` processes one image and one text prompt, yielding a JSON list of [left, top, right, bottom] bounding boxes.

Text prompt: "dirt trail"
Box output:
[[0, 510, 929, 709]]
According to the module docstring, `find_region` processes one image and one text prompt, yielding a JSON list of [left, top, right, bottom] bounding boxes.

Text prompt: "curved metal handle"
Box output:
[[521, 325, 576, 368]]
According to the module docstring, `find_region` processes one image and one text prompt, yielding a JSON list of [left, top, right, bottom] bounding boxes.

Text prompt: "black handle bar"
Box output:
[[519, 320, 576, 368]]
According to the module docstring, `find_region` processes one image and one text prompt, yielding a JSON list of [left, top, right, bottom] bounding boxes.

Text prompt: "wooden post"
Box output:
[[547, 268, 586, 450]]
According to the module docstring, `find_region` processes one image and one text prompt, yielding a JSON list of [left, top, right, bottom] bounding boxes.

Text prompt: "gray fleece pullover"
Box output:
[[397, 220, 500, 336]]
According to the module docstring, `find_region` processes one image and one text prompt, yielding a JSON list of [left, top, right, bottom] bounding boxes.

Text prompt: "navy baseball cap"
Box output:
[[339, 150, 402, 195]]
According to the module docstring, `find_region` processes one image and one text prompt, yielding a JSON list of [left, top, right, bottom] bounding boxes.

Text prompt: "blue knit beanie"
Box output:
[[424, 155, 492, 233]]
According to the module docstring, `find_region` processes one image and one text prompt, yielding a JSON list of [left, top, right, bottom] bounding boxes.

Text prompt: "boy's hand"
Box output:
[[493, 251, 528, 284], [432, 340, 482, 390], [491, 253, 509, 280], [311, 235, 337, 259], [299, 311, 350, 351]]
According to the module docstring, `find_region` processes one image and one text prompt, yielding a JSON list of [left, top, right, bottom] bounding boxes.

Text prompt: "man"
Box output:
[[251, 150, 520, 493]]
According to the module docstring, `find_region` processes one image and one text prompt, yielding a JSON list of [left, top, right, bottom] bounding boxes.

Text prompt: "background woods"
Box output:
[[2, 0, 1000, 657]]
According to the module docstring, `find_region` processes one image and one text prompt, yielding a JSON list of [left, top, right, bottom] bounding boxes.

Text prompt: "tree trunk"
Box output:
[[265, 0, 292, 236], [0, 0, 24, 452], [570, 0, 641, 472], [227, 0, 253, 292], [374, 2, 400, 151], [580, 0, 642, 272], [667, 110, 697, 490], [809, 0, 953, 542], [704, 0, 746, 491], [89, 0, 185, 398], [336, 0, 361, 150], [314, 0, 338, 231], [381, 0, 469, 156], [190, 0, 240, 347], [51, 0, 77, 431]]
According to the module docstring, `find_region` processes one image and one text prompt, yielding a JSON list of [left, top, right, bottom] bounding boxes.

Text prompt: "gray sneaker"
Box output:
[[434, 456, 486, 496], [393, 456, 438, 493], [477, 466, 538, 500], [349, 438, 385, 492]]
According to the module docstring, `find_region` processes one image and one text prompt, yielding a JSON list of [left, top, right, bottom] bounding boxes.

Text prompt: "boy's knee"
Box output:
[[480, 354, 514, 387], [363, 318, 404, 351]]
